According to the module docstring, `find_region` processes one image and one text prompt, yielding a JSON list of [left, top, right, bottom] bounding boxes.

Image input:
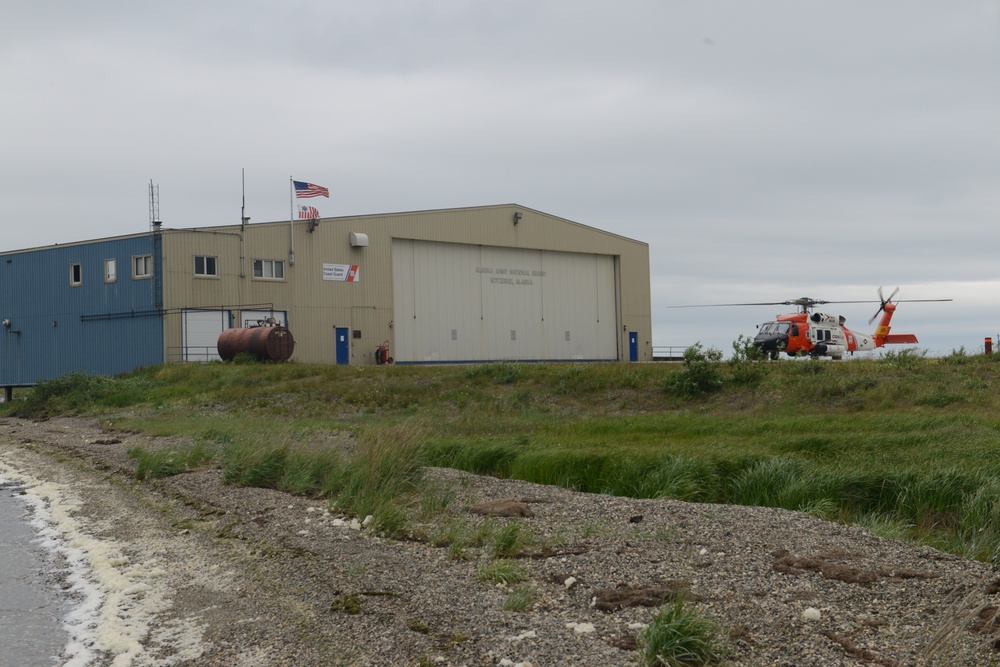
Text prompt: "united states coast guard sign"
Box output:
[[322, 264, 360, 282]]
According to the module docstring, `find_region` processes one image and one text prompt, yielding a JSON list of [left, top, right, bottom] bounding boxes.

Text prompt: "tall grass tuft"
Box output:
[[638, 598, 722, 667], [956, 476, 1000, 561], [333, 421, 428, 536], [129, 443, 214, 480], [222, 437, 290, 488], [609, 456, 712, 502], [476, 559, 528, 585], [729, 457, 812, 509], [492, 521, 533, 559]]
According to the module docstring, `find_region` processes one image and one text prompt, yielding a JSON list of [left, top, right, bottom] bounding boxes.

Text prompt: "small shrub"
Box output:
[[662, 344, 724, 399], [638, 599, 721, 667], [727, 335, 768, 387]]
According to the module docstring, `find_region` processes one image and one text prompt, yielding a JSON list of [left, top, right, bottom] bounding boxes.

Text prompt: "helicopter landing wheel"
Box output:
[[768, 350, 778, 361]]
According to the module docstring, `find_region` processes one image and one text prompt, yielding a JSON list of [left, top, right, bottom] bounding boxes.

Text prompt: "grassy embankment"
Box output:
[[5, 346, 1000, 562]]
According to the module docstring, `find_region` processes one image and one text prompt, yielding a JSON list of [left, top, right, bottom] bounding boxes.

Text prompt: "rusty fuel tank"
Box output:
[[217, 326, 295, 362]]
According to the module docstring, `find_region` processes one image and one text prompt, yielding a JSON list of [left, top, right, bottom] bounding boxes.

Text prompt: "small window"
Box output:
[[194, 255, 217, 277], [133, 255, 153, 279], [70, 263, 82, 286], [252, 259, 284, 279], [104, 258, 117, 283]]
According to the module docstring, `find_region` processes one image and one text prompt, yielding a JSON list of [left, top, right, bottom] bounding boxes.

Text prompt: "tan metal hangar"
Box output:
[[163, 204, 652, 365]]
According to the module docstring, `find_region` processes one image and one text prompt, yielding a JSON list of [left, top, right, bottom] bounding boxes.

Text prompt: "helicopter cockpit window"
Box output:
[[775, 323, 790, 334]]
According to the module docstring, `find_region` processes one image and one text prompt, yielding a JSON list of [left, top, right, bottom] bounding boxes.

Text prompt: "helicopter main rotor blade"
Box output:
[[666, 302, 792, 308]]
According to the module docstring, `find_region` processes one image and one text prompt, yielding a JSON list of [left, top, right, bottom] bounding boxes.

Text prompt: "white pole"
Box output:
[[289, 176, 295, 265]]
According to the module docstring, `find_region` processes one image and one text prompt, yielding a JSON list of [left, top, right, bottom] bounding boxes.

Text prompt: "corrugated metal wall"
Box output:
[[0, 235, 163, 385]]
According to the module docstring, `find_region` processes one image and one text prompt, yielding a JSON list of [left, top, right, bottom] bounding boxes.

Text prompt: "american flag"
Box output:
[[293, 180, 329, 198], [298, 205, 320, 219]]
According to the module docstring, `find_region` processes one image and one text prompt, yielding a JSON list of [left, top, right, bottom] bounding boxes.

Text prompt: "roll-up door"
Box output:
[[181, 309, 231, 361]]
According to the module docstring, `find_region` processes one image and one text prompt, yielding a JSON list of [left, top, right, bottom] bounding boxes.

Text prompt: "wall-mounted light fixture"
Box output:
[[513, 212, 522, 225], [2, 319, 9, 328]]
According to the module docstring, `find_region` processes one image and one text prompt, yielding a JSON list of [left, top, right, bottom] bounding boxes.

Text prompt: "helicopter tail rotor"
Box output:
[[868, 286, 900, 325]]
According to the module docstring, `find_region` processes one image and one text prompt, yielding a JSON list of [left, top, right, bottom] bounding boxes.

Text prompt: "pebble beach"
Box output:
[[2, 416, 1000, 666]]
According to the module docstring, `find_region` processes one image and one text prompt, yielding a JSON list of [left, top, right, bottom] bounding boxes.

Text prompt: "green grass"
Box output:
[[10, 353, 1000, 561], [503, 585, 534, 611], [128, 443, 215, 479], [476, 559, 528, 586], [638, 599, 721, 667]]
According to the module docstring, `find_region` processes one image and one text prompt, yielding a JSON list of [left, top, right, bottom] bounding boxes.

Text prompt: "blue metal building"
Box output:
[[1, 233, 164, 399]]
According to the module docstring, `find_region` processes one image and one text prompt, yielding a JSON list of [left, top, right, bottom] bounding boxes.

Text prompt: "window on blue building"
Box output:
[[104, 258, 117, 283], [133, 255, 153, 279], [70, 263, 82, 286]]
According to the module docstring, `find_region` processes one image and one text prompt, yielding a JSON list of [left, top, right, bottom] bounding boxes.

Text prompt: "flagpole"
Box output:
[[289, 176, 295, 266]]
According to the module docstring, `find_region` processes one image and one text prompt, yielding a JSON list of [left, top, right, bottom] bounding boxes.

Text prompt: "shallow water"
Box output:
[[0, 481, 67, 667]]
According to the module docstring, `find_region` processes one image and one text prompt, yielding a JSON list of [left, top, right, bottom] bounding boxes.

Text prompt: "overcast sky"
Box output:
[[3, 1, 998, 356]]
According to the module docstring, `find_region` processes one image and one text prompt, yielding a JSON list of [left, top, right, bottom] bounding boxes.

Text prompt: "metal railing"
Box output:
[[652, 345, 688, 361]]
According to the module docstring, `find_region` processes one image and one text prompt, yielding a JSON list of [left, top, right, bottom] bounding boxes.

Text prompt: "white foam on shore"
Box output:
[[0, 462, 206, 666]]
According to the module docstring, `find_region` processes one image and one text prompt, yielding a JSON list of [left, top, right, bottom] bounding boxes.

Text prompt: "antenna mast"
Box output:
[[241, 168, 250, 227], [149, 180, 161, 230]]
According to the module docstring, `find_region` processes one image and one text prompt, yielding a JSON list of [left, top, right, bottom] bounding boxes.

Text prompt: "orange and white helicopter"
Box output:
[[673, 287, 951, 360]]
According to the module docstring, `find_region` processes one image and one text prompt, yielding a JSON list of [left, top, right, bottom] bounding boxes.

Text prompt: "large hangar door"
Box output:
[[392, 239, 617, 363]]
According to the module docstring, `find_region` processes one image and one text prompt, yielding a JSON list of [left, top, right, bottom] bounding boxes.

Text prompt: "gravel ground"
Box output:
[[2, 416, 1000, 666]]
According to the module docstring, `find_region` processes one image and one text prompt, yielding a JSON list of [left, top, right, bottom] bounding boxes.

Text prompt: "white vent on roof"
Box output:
[[349, 232, 369, 247]]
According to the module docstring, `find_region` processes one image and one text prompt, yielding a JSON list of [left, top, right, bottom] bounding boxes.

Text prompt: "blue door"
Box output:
[[629, 332, 638, 362], [335, 327, 349, 365]]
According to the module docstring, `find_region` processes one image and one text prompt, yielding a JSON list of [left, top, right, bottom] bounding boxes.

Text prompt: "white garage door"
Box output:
[[392, 240, 618, 363], [181, 309, 231, 361]]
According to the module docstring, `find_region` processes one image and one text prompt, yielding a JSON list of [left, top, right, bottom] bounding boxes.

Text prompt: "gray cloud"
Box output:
[[2, 1, 998, 355]]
